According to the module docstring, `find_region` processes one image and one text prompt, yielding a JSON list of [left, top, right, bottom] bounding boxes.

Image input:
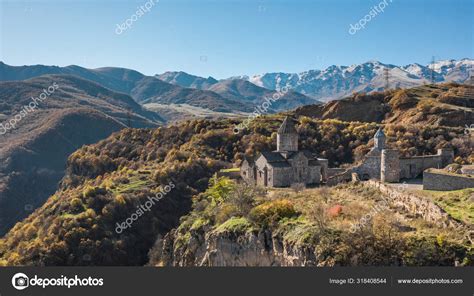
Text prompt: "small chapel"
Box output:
[[240, 117, 328, 188]]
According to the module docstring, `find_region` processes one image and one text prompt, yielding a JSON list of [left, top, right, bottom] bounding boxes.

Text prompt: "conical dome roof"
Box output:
[[278, 116, 297, 134], [374, 127, 386, 138]]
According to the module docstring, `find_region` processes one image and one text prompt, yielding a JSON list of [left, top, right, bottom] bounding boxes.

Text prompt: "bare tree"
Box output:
[[228, 182, 264, 216]]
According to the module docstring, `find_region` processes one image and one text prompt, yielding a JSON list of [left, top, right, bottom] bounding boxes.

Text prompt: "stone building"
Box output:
[[241, 120, 456, 188], [460, 165, 474, 175], [351, 127, 387, 181], [240, 117, 328, 188], [423, 169, 474, 191], [328, 128, 455, 184]]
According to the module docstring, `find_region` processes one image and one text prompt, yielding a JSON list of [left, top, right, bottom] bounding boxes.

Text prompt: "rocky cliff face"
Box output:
[[151, 228, 330, 267]]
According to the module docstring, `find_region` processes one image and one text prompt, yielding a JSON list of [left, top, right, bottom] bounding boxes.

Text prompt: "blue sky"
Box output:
[[0, 0, 472, 78]]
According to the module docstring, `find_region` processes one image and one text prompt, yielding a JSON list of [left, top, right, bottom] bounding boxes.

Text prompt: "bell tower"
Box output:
[[277, 117, 298, 152], [374, 127, 386, 150]]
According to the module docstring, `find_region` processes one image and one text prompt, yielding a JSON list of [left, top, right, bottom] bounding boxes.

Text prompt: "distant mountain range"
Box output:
[[0, 62, 319, 119], [157, 71, 315, 108], [157, 59, 473, 102], [245, 59, 474, 101], [0, 62, 248, 114], [157, 71, 218, 89], [3, 59, 471, 115]]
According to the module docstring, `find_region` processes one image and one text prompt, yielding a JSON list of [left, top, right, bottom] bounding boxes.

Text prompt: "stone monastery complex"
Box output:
[[240, 117, 473, 190]]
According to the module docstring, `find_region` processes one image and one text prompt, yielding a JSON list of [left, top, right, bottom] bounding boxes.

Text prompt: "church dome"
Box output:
[[278, 116, 297, 134], [374, 127, 386, 139]]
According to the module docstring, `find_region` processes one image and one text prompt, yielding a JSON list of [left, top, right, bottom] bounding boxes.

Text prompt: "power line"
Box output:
[[383, 68, 390, 90], [469, 64, 474, 86], [430, 56, 436, 85], [127, 108, 132, 128]]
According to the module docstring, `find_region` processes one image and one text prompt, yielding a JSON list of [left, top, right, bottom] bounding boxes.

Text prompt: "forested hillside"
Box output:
[[0, 115, 470, 265]]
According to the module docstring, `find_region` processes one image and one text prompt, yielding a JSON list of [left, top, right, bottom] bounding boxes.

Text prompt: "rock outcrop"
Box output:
[[151, 228, 330, 267]]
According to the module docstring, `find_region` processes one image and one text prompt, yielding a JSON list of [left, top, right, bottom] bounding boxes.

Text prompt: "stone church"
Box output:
[[326, 127, 454, 185], [240, 117, 328, 187]]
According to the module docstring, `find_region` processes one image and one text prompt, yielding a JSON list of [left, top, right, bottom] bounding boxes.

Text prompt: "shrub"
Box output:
[[389, 90, 418, 109], [215, 204, 239, 224], [190, 217, 210, 231], [305, 202, 328, 231], [249, 199, 299, 227], [82, 186, 106, 198], [226, 183, 262, 216], [114, 194, 126, 205], [214, 217, 253, 234], [206, 176, 235, 205], [327, 205, 343, 218], [417, 100, 436, 113], [69, 198, 84, 214]]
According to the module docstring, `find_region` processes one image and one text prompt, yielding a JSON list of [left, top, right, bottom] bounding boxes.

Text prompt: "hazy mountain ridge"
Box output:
[[207, 79, 320, 111], [153, 73, 322, 111], [156, 71, 218, 89], [131, 76, 251, 113], [1, 62, 318, 118], [0, 62, 250, 115], [0, 62, 142, 95]]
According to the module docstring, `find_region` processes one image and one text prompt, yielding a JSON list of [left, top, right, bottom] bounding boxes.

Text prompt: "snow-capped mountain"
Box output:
[[154, 59, 472, 102], [246, 59, 473, 101]]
